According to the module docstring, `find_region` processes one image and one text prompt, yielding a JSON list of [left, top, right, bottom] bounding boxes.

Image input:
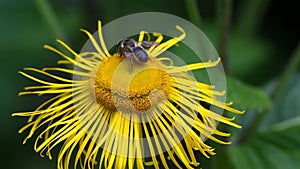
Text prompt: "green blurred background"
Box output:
[[1, 0, 299, 169]]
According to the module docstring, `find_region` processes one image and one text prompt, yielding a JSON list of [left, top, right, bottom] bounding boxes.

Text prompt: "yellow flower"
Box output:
[[13, 21, 244, 169]]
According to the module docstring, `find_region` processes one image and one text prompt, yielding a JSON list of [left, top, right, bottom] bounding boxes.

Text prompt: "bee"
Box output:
[[117, 39, 158, 72]]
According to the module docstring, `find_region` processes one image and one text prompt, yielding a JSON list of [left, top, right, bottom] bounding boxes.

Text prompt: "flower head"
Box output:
[[13, 21, 244, 169]]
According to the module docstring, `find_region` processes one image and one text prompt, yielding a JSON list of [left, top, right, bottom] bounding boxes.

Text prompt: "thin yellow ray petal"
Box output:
[[80, 29, 105, 57], [23, 85, 69, 90], [128, 119, 135, 169], [37, 107, 74, 130], [56, 39, 102, 67], [57, 129, 85, 169], [74, 118, 98, 168], [157, 57, 174, 66], [169, 87, 241, 129], [83, 108, 108, 168], [44, 45, 91, 70], [19, 88, 73, 96], [173, 77, 222, 97], [167, 58, 221, 73], [171, 89, 236, 129], [79, 51, 104, 61], [19, 71, 68, 87], [188, 132, 212, 158], [106, 115, 122, 168], [35, 117, 78, 150], [117, 116, 130, 169], [42, 67, 89, 76], [148, 32, 163, 54], [160, 106, 212, 160], [60, 131, 84, 169], [36, 121, 77, 156], [138, 31, 149, 46], [24, 68, 73, 83], [44, 119, 78, 158], [31, 93, 70, 122], [90, 113, 116, 167], [98, 113, 121, 168], [133, 118, 144, 169], [98, 21, 111, 57], [183, 135, 199, 166], [150, 25, 186, 57], [149, 110, 193, 168], [147, 120, 169, 169], [57, 60, 72, 65], [199, 95, 245, 115], [142, 117, 160, 169], [15, 101, 74, 144], [150, 116, 183, 169]]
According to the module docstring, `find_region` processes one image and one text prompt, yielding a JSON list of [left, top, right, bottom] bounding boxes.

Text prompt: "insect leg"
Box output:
[[141, 41, 160, 48], [129, 55, 133, 73]]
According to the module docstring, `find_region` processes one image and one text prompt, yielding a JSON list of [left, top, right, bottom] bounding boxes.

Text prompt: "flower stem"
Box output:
[[100, 0, 120, 23], [35, 0, 66, 40], [236, 0, 271, 35], [185, 0, 202, 28], [216, 0, 232, 73], [236, 42, 300, 144]]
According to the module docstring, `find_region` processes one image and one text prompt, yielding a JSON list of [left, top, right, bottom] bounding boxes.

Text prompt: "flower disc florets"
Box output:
[[94, 54, 172, 113]]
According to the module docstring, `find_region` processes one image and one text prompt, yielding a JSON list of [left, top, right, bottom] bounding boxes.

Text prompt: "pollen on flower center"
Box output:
[[93, 53, 172, 113]]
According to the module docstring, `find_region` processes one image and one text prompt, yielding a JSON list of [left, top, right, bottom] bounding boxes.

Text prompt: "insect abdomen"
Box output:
[[134, 47, 148, 62]]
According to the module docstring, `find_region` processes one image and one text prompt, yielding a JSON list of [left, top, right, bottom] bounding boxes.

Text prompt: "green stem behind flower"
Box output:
[[236, 0, 271, 35], [35, 0, 66, 40], [216, 0, 232, 73], [185, 0, 202, 28]]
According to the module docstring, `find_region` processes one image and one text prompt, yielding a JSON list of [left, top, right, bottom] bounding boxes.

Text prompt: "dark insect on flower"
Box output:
[[117, 38, 159, 72]]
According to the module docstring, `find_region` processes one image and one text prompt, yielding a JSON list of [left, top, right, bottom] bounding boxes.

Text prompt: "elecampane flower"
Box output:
[[13, 21, 244, 169]]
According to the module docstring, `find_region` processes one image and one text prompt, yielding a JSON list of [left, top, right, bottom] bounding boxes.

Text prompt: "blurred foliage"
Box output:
[[226, 76, 272, 111], [227, 74, 300, 169], [0, 0, 299, 169]]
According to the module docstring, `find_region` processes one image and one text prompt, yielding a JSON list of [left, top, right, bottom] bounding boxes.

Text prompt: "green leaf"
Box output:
[[226, 76, 272, 110], [228, 118, 300, 169], [228, 74, 300, 169], [229, 144, 267, 169], [261, 74, 300, 129]]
